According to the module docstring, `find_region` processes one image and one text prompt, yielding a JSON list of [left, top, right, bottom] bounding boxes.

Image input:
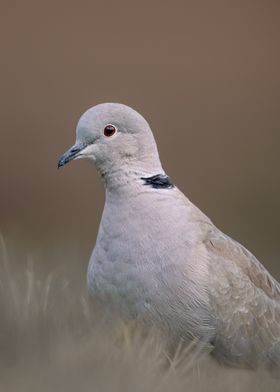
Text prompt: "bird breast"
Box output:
[[87, 188, 215, 340]]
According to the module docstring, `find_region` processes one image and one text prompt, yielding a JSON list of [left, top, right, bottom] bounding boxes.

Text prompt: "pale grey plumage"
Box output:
[[58, 102, 280, 369]]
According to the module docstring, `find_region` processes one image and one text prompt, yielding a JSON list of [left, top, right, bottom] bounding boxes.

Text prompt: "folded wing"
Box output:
[[205, 229, 280, 368]]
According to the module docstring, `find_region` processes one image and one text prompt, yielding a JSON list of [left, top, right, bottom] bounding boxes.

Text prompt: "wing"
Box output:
[[204, 228, 280, 368]]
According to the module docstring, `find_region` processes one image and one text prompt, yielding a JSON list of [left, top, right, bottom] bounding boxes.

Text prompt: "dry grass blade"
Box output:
[[0, 235, 278, 391]]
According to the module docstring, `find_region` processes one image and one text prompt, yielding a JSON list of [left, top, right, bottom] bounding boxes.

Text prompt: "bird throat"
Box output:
[[141, 174, 174, 189]]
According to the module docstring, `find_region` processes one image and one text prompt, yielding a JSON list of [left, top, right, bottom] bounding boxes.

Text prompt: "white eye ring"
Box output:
[[104, 124, 117, 137]]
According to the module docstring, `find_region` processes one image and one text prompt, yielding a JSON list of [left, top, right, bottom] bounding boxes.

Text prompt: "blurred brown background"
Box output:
[[0, 1, 279, 278]]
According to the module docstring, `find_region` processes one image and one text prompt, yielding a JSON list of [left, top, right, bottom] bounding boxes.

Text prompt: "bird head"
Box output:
[[58, 103, 163, 185]]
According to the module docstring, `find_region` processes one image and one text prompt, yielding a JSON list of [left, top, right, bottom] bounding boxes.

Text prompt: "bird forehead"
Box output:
[[77, 105, 125, 129], [76, 103, 149, 140]]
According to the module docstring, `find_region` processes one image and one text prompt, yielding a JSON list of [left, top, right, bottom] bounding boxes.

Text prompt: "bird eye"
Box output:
[[104, 124, 117, 137]]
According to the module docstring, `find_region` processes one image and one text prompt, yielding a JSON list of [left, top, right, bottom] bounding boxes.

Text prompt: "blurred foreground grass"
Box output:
[[0, 235, 279, 392]]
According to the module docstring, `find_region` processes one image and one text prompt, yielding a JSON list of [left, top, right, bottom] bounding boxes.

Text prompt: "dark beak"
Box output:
[[57, 142, 86, 168]]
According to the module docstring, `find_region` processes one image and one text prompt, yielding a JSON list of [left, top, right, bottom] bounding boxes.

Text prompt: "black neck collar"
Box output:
[[141, 174, 174, 189]]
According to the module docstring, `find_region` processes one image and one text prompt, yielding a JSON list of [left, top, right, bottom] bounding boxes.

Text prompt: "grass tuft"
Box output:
[[0, 235, 278, 391]]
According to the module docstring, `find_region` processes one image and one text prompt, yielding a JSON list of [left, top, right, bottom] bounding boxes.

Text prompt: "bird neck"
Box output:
[[97, 154, 165, 192]]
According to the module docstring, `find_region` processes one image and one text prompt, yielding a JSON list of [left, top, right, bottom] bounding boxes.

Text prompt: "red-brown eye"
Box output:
[[104, 124, 117, 137]]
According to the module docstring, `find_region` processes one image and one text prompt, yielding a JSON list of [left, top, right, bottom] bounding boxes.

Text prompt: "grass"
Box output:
[[0, 234, 279, 392]]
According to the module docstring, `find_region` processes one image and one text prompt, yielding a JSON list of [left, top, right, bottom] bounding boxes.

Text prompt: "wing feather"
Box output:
[[205, 229, 280, 368]]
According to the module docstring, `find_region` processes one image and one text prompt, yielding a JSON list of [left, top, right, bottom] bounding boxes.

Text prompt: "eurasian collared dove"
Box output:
[[58, 103, 280, 369]]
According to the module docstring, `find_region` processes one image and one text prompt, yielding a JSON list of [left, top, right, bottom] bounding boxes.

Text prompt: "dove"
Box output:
[[58, 102, 280, 369]]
